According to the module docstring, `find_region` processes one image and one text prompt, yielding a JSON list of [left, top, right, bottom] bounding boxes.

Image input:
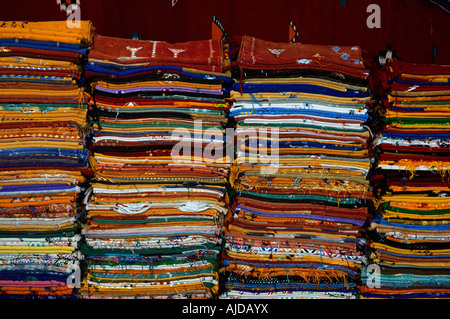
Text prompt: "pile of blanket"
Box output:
[[220, 36, 372, 299], [362, 60, 450, 298], [79, 34, 232, 299], [0, 20, 94, 298]]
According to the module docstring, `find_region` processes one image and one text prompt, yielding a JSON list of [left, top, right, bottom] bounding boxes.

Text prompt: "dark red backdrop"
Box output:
[[0, 0, 449, 65]]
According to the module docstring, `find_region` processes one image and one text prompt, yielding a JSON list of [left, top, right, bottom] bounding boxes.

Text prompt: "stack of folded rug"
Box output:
[[80, 34, 232, 299], [0, 20, 94, 298], [361, 60, 450, 299], [220, 36, 373, 299]]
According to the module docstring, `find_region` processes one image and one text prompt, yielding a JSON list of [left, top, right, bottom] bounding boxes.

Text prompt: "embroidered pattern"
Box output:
[[296, 59, 312, 64], [212, 16, 227, 41], [267, 49, 285, 58], [126, 46, 143, 59], [168, 48, 185, 58], [289, 20, 299, 44], [57, 0, 79, 12]]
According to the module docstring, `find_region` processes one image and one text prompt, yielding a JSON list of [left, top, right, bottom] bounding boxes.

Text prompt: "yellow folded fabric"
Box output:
[[0, 57, 78, 69], [243, 77, 368, 92], [0, 20, 95, 45], [230, 91, 370, 104], [0, 245, 75, 254]]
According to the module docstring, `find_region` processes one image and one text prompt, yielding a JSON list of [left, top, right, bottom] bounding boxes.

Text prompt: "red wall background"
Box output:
[[0, 0, 449, 65]]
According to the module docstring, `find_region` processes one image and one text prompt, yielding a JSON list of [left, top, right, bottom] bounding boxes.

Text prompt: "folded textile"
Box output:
[[220, 36, 372, 299], [0, 20, 93, 299], [88, 34, 226, 73], [235, 35, 368, 80], [80, 34, 231, 299], [361, 59, 450, 299]]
